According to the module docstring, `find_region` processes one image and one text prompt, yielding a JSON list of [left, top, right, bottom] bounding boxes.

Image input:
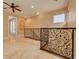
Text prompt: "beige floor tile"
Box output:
[[3, 38, 67, 59]]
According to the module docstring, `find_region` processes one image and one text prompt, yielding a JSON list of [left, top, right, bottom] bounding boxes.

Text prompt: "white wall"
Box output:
[[25, 8, 68, 28], [25, 0, 76, 28], [3, 11, 25, 38], [67, 0, 76, 28]]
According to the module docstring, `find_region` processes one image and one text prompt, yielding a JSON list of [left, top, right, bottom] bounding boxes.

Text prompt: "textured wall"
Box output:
[[67, 0, 76, 28], [3, 12, 9, 37]]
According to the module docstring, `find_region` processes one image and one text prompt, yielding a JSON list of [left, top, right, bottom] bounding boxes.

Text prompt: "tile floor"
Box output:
[[3, 37, 67, 59]]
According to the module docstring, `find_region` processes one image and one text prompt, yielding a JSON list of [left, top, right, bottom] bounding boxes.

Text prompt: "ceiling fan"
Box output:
[[55, 0, 58, 1], [3, 2, 22, 13]]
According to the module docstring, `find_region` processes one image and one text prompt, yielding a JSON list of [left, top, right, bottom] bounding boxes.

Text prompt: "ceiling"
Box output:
[[3, 0, 69, 17]]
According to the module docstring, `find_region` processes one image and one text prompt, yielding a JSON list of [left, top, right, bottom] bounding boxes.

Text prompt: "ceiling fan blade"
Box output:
[[15, 8, 22, 12], [3, 2, 11, 6], [12, 8, 15, 13], [54, 0, 58, 1], [14, 5, 20, 7]]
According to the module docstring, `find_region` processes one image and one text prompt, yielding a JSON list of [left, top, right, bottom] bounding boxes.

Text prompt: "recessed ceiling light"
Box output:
[[31, 5, 34, 8], [36, 12, 40, 15]]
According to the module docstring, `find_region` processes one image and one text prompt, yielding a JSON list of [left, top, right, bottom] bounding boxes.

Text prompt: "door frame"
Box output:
[[8, 16, 17, 37]]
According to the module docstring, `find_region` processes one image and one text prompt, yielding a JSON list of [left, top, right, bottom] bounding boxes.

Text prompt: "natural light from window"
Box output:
[[9, 16, 16, 35], [53, 14, 65, 23]]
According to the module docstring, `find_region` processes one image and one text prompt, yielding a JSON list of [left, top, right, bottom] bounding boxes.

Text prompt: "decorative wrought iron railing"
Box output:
[[24, 28, 76, 59], [24, 28, 40, 40], [40, 28, 76, 59]]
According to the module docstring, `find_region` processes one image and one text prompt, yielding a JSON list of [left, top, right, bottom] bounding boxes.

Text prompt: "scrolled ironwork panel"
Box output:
[[40, 28, 49, 48], [33, 28, 40, 40], [40, 28, 74, 59], [24, 28, 40, 40], [24, 28, 33, 38]]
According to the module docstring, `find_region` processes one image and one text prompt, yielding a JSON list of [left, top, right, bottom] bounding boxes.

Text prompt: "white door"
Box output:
[[9, 16, 17, 36]]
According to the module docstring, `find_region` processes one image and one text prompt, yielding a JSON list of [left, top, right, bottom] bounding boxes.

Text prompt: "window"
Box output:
[[9, 16, 16, 35], [53, 14, 65, 23]]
